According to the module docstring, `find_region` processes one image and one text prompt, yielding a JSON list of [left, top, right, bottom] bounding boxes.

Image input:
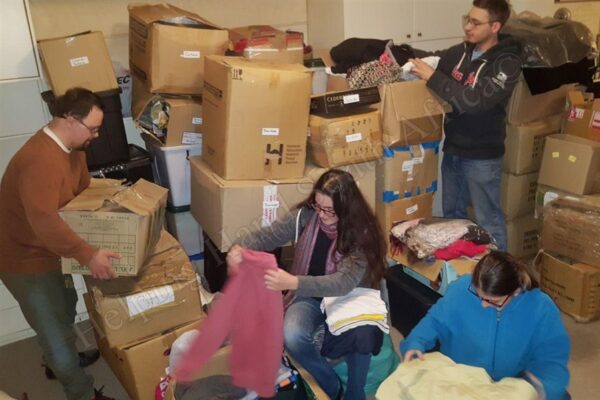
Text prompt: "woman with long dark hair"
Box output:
[[401, 251, 570, 400], [228, 169, 387, 399]]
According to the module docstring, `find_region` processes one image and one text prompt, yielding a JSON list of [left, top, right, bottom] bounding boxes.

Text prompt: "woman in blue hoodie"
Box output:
[[401, 251, 570, 400]]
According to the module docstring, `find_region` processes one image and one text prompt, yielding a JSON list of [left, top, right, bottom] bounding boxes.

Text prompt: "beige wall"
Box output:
[[29, 0, 308, 66]]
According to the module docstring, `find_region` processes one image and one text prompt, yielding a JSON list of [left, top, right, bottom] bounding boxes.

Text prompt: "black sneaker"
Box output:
[[93, 386, 115, 400], [43, 350, 101, 379]]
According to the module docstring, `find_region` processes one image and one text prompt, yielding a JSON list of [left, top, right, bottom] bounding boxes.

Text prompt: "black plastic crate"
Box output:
[[385, 265, 442, 337], [89, 144, 153, 184]]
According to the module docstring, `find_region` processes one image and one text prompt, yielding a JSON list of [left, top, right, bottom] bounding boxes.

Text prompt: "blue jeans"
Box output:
[[0, 271, 94, 400], [442, 154, 507, 251], [284, 297, 371, 400]]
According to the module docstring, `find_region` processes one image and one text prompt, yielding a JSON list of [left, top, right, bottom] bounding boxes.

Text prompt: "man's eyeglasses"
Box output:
[[311, 202, 336, 217], [76, 118, 101, 135], [468, 283, 510, 308], [462, 15, 497, 27]]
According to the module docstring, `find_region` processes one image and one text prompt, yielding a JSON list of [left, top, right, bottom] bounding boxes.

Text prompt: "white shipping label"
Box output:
[[262, 128, 280, 136], [346, 132, 363, 143], [402, 160, 414, 172], [342, 94, 360, 104], [575, 108, 585, 119], [192, 117, 203, 125], [412, 156, 424, 164], [262, 186, 279, 227], [181, 132, 202, 145], [181, 50, 201, 59], [406, 204, 419, 215], [126, 285, 175, 317], [70, 56, 90, 67]]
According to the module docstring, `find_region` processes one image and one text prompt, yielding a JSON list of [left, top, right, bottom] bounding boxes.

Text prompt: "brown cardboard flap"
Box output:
[[216, 55, 310, 73], [391, 247, 483, 282], [60, 180, 122, 211], [128, 3, 223, 29], [113, 179, 168, 216], [380, 80, 450, 120]]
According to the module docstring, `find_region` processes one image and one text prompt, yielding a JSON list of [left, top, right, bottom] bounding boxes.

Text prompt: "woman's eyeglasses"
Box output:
[[311, 202, 336, 217], [468, 284, 510, 308]]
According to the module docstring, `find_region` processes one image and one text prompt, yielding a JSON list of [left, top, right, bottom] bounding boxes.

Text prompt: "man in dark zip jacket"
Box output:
[[409, 0, 522, 251]]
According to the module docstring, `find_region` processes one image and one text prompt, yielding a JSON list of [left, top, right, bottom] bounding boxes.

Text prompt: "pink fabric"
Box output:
[[174, 249, 284, 397], [434, 240, 487, 261], [284, 211, 339, 306]]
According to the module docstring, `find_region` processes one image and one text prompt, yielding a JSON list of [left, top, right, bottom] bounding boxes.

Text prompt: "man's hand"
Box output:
[[265, 268, 299, 291], [402, 349, 425, 362], [226, 244, 243, 276], [88, 249, 120, 280], [408, 58, 435, 81]]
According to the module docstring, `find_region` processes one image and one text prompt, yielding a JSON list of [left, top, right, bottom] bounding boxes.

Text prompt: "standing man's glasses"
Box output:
[[75, 119, 101, 134], [462, 15, 497, 27]]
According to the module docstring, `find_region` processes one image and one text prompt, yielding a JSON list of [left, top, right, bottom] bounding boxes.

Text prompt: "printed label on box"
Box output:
[[262, 186, 279, 227], [406, 204, 419, 215], [192, 117, 203, 125], [182, 132, 202, 145], [126, 285, 175, 317], [181, 51, 201, 59], [262, 128, 279, 136], [70, 56, 90, 67], [342, 94, 360, 104], [402, 160, 414, 172], [591, 111, 600, 130], [346, 133, 363, 143]]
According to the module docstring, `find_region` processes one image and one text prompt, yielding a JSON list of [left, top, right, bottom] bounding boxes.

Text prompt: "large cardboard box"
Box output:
[[501, 172, 538, 219], [128, 3, 229, 94], [229, 25, 304, 64], [506, 214, 541, 259], [540, 251, 600, 322], [202, 56, 311, 180], [503, 114, 561, 174], [506, 77, 575, 125], [542, 197, 600, 267], [190, 158, 376, 251], [534, 183, 600, 219], [37, 31, 118, 96], [135, 95, 203, 147], [564, 91, 600, 142], [377, 141, 439, 203], [376, 193, 434, 246], [538, 134, 600, 195], [89, 307, 206, 400], [308, 109, 383, 168], [60, 179, 167, 276], [378, 80, 449, 146], [84, 230, 202, 348]]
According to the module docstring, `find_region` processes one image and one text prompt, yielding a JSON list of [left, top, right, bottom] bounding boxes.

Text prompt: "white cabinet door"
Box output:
[[0, 0, 39, 80], [343, 0, 414, 44], [0, 80, 47, 138], [414, 0, 465, 42], [0, 134, 32, 176]]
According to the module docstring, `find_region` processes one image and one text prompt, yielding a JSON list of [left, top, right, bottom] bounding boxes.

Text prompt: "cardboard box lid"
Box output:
[[84, 229, 196, 295], [229, 25, 304, 50], [210, 54, 310, 74], [60, 179, 167, 215], [567, 90, 587, 107], [379, 80, 451, 121], [128, 3, 224, 29], [390, 246, 484, 282]]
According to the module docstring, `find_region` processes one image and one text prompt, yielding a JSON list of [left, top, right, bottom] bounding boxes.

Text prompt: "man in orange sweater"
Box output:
[[0, 88, 120, 400]]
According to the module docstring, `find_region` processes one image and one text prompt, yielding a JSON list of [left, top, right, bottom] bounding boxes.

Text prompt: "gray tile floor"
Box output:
[[0, 315, 598, 399]]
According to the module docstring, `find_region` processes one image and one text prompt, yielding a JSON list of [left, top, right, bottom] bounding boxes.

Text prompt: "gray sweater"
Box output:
[[235, 207, 370, 298]]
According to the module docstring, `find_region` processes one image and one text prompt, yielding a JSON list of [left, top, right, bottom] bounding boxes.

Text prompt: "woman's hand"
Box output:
[[265, 268, 299, 291], [226, 244, 243, 276], [402, 349, 425, 362]]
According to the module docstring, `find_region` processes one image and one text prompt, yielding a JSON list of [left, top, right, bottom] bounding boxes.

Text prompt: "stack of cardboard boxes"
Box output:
[[535, 90, 600, 323], [128, 3, 229, 261], [59, 179, 204, 399]]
